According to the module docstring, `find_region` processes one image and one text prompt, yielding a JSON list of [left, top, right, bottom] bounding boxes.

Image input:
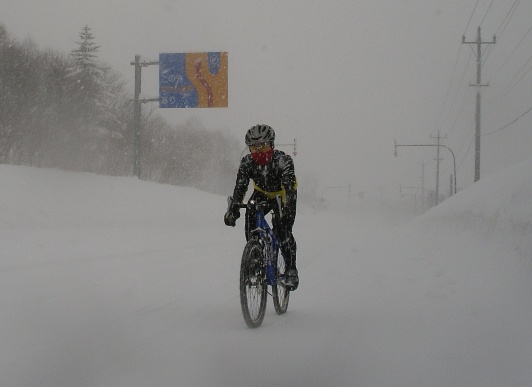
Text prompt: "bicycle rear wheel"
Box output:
[[272, 250, 290, 314], [240, 239, 267, 328]]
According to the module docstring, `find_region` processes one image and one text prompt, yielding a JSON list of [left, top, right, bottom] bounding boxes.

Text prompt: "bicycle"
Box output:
[[227, 196, 290, 328]]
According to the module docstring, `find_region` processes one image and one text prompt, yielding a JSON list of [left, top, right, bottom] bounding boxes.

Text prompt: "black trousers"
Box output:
[[244, 191, 297, 270]]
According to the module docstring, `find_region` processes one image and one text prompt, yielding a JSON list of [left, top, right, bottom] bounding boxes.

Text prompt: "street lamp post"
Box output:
[[394, 140, 457, 201]]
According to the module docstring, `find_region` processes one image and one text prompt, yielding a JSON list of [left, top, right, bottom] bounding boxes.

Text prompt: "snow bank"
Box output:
[[412, 158, 532, 257]]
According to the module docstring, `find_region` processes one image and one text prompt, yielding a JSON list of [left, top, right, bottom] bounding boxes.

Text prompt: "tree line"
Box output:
[[0, 24, 240, 194]]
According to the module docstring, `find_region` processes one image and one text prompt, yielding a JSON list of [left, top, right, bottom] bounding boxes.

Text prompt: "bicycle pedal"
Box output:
[[278, 275, 298, 291]]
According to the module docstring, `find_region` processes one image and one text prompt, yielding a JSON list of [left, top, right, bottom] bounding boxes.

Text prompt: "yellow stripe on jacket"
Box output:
[[252, 179, 298, 204]]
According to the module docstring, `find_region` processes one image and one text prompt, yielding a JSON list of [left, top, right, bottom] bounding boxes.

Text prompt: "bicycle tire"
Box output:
[[240, 239, 267, 328], [272, 250, 290, 314]]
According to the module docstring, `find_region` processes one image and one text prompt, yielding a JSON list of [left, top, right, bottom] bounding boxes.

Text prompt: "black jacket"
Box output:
[[232, 149, 297, 218]]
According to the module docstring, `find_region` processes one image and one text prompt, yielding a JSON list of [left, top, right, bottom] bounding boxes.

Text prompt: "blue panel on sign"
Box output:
[[207, 52, 221, 74], [159, 53, 199, 108]]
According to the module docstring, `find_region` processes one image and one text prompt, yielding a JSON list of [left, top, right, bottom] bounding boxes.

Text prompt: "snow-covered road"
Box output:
[[1, 164, 531, 386]]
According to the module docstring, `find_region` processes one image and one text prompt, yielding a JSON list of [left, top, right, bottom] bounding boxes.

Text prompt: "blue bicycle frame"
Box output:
[[232, 195, 286, 287], [251, 207, 281, 287]]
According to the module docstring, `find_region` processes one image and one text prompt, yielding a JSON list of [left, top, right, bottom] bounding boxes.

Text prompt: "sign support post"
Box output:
[[130, 55, 159, 178]]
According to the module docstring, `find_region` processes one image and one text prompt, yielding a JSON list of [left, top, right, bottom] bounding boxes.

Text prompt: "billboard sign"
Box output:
[[159, 52, 228, 108]]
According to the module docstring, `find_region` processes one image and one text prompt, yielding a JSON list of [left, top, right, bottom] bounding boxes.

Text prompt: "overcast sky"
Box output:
[[2, 0, 531, 200]]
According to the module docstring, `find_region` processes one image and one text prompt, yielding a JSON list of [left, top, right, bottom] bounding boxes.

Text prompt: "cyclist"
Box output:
[[224, 124, 299, 290]]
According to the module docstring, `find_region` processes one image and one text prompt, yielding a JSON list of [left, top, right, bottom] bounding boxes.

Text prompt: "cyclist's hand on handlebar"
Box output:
[[224, 196, 241, 227], [224, 209, 240, 227], [224, 212, 235, 226]]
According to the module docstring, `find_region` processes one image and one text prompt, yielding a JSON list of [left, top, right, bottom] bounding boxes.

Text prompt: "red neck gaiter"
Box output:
[[251, 148, 274, 166]]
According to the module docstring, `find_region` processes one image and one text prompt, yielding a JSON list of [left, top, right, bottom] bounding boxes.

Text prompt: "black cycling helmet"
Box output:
[[245, 124, 275, 146]]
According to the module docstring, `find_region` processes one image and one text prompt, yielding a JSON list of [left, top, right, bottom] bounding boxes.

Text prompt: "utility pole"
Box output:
[[450, 175, 453, 197], [431, 131, 445, 204], [130, 55, 159, 178], [463, 27, 496, 182], [417, 160, 426, 209], [132, 55, 141, 178]]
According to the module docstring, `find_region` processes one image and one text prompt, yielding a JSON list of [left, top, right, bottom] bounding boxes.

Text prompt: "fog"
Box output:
[[1, 0, 532, 201]]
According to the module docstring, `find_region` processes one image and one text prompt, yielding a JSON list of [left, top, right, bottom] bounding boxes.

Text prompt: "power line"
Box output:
[[435, 0, 483, 136], [495, 0, 520, 38], [488, 23, 532, 82], [483, 0, 521, 64], [436, 0, 481, 135], [457, 135, 475, 172], [480, 0, 496, 26], [447, 86, 475, 137], [488, 50, 532, 108], [446, 109, 476, 179], [434, 44, 464, 133], [439, 50, 474, 137], [465, 0, 481, 35], [483, 105, 532, 136]]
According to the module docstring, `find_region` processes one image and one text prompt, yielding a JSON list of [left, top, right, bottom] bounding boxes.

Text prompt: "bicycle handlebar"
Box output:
[[227, 196, 283, 218]]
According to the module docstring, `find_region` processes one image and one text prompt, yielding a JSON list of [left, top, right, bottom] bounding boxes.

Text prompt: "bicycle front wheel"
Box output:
[[240, 239, 267, 328], [272, 250, 290, 314]]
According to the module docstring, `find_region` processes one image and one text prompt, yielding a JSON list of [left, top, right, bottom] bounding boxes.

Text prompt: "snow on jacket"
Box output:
[[232, 149, 297, 215]]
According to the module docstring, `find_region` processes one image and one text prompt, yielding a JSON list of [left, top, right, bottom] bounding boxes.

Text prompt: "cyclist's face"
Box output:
[[249, 143, 271, 153]]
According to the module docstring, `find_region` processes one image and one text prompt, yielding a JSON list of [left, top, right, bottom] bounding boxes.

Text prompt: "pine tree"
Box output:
[[66, 25, 105, 126]]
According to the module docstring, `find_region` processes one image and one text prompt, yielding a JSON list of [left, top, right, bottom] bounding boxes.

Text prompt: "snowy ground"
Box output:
[[1, 162, 531, 387]]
